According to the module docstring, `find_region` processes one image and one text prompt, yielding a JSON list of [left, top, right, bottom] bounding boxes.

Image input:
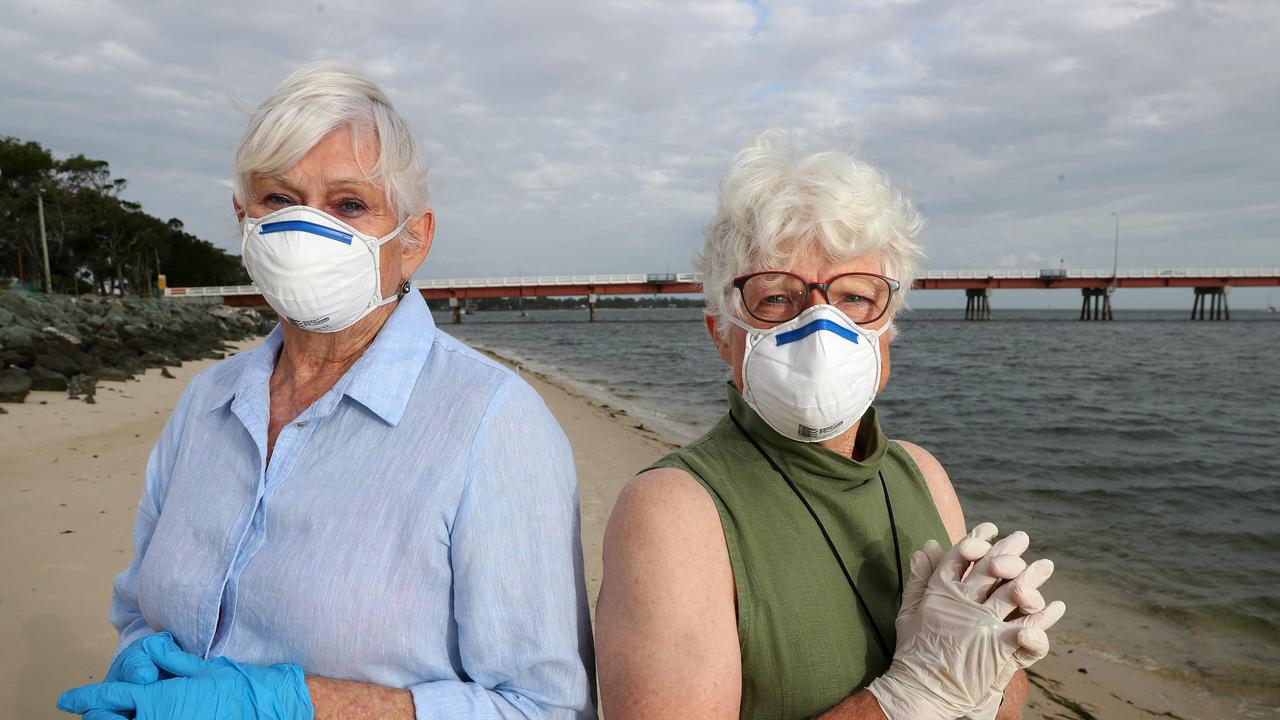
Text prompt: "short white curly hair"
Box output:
[[698, 130, 925, 336], [232, 61, 430, 246]]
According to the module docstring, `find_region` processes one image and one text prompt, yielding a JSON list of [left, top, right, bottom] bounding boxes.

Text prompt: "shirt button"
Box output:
[[295, 422, 307, 429]]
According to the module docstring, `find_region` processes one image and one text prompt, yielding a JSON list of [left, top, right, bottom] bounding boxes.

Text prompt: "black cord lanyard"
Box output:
[[729, 412, 903, 661]]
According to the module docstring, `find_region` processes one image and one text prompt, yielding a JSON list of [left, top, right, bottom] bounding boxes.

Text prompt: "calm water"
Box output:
[[437, 306, 1280, 707]]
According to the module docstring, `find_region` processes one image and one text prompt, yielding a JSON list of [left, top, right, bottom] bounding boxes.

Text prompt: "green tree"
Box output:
[[0, 136, 248, 293]]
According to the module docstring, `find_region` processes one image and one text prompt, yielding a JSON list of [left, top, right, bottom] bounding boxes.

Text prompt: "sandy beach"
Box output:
[[0, 337, 1256, 719]]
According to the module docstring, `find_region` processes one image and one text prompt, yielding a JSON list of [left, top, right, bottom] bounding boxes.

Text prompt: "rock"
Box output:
[[35, 351, 84, 377], [67, 374, 98, 402], [93, 336, 127, 351], [0, 349, 33, 369], [140, 350, 182, 368], [90, 345, 133, 369], [0, 406, 7, 414], [160, 367, 176, 379], [95, 367, 134, 382], [29, 366, 68, 392], [172, 341, 203, 361], [3, 289, 266, 385], [0, 368, 32, 403], [118, 323, 154, 342], [0, 324, 43, 352], [42, 326, 83, 347]]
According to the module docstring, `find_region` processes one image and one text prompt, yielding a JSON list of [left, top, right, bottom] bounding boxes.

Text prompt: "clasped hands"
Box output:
[[58, 523, 1058, 720], [56, 632, 313, 720], [868, 522, 1067, 720]]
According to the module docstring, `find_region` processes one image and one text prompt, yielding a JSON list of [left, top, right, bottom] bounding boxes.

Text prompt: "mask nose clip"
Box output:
[[774, 317, 863, 347]]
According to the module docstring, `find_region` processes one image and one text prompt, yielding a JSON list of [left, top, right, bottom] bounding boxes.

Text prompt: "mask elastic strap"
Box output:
[[372, 279, 414, 308], [369, 221, 413, 306], [374, 216, 413, 247], [725, 313, 763, 335], [861, 322, 890, 339], [373, 292, 401, 308]]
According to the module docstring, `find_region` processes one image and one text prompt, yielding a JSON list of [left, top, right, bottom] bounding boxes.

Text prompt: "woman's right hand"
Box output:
[[58, 638, 312, 720], [83, 633, 175, 720], [867, 523, 1066, 720], [101, 633, 174, 685]]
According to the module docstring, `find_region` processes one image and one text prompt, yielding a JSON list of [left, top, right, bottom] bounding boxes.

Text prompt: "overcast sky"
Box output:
[[2, 0, 1277, 308]]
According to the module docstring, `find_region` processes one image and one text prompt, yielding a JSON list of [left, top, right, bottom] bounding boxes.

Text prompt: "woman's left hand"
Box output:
[[57, 639, 313, 720]]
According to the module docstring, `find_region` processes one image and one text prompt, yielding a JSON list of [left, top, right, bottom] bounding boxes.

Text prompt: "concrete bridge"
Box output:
[[165, 268, 1280, 322]]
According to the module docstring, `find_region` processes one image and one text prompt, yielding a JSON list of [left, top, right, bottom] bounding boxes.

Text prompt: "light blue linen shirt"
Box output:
[[108, 290, 596, 719]]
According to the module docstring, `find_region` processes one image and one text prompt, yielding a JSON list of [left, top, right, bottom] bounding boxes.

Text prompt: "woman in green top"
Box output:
[[596, 131, 1065, 720]]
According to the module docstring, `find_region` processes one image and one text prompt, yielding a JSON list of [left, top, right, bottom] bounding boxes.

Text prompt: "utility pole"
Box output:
[[1109, 212, 1120, 280], [38, 188, 52, 294]]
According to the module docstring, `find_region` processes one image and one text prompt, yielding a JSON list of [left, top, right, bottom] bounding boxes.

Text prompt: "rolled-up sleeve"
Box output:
[[410, 377, 596, 719], [107, 380, 198, 655]]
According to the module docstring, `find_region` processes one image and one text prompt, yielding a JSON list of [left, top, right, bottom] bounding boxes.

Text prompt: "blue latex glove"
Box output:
[[100, 633, 180, 685], [83, 633, 171, 720], [58, 646, 313, 720]]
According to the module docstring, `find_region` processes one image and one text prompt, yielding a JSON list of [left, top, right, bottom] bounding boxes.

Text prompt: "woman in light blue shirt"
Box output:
[[57, 62, 595, 720]]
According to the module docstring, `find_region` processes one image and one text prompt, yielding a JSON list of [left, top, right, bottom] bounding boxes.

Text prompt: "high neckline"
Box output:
[[726, 382, 887, 485]]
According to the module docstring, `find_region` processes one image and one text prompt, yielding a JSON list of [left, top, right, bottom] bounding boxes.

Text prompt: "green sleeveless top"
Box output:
[[647, 385, 951, 719]]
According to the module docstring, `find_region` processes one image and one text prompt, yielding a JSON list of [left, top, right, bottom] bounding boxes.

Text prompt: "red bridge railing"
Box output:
[[165, 268, 1279, 321]]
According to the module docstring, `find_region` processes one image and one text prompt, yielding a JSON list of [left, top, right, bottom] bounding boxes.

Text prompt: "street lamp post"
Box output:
[[38, 188, 52, 294], [1109, 212, 1120, 280]]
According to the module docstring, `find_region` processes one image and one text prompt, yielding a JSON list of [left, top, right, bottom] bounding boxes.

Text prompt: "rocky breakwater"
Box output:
[[0, 290, 276, 405]]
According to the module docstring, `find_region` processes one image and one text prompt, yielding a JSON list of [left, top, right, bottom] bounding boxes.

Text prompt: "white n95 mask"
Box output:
[[727, 304, 887, 443], [241, 205, 410, 333]]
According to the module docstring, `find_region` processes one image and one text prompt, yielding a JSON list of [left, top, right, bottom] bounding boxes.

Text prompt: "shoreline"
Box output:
[[1, 336, 1270, 719]]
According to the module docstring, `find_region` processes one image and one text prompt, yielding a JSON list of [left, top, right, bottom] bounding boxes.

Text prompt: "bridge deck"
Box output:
[[166, 268, 1280, 305]]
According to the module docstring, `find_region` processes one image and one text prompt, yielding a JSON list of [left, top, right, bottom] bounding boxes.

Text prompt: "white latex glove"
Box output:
[[867, 524, 1066, 720], [963, 550, 1057, 720], [890, 520, 1039, 717]]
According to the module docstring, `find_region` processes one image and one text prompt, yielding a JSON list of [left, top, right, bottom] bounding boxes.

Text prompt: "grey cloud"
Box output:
[[1, 0, 1276, 298]]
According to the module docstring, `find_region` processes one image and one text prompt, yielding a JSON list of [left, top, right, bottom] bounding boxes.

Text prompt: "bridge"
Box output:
[[165, 268, 1280, 322]]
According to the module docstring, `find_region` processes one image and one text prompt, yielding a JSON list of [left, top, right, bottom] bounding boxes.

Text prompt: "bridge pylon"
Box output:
[[1191, 287, 1229, 320], [1080, 286, 1114, 320], [964, 288, 992, 320]]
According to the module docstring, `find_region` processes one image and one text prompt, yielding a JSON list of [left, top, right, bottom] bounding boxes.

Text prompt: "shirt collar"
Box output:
[[208, 325, 282, 414], [339, 290, 435, 426], [208, 292, 436, 427]]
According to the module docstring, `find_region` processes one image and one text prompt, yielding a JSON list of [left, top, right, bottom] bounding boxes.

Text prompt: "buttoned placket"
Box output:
[[203, 385, 341, 658]]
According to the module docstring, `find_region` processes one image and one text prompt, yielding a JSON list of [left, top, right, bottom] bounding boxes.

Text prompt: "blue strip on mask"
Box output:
[[775, 318, 861, 347], [259, 220, 354, 245]]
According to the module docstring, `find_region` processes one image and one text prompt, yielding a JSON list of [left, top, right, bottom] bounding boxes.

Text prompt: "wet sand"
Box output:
[[0, 338, 1254, 719]]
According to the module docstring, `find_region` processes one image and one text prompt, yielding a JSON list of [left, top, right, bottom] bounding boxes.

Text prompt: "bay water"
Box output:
[[437, 306, 1280, 710]]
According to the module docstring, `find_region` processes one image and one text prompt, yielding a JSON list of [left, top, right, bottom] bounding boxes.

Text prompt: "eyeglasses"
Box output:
[[732, 271, 900, 325]]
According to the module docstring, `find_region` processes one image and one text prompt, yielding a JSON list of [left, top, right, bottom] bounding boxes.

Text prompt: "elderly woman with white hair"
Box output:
[[596, 132, 1065, 720], [56, 63, 594, 720]]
